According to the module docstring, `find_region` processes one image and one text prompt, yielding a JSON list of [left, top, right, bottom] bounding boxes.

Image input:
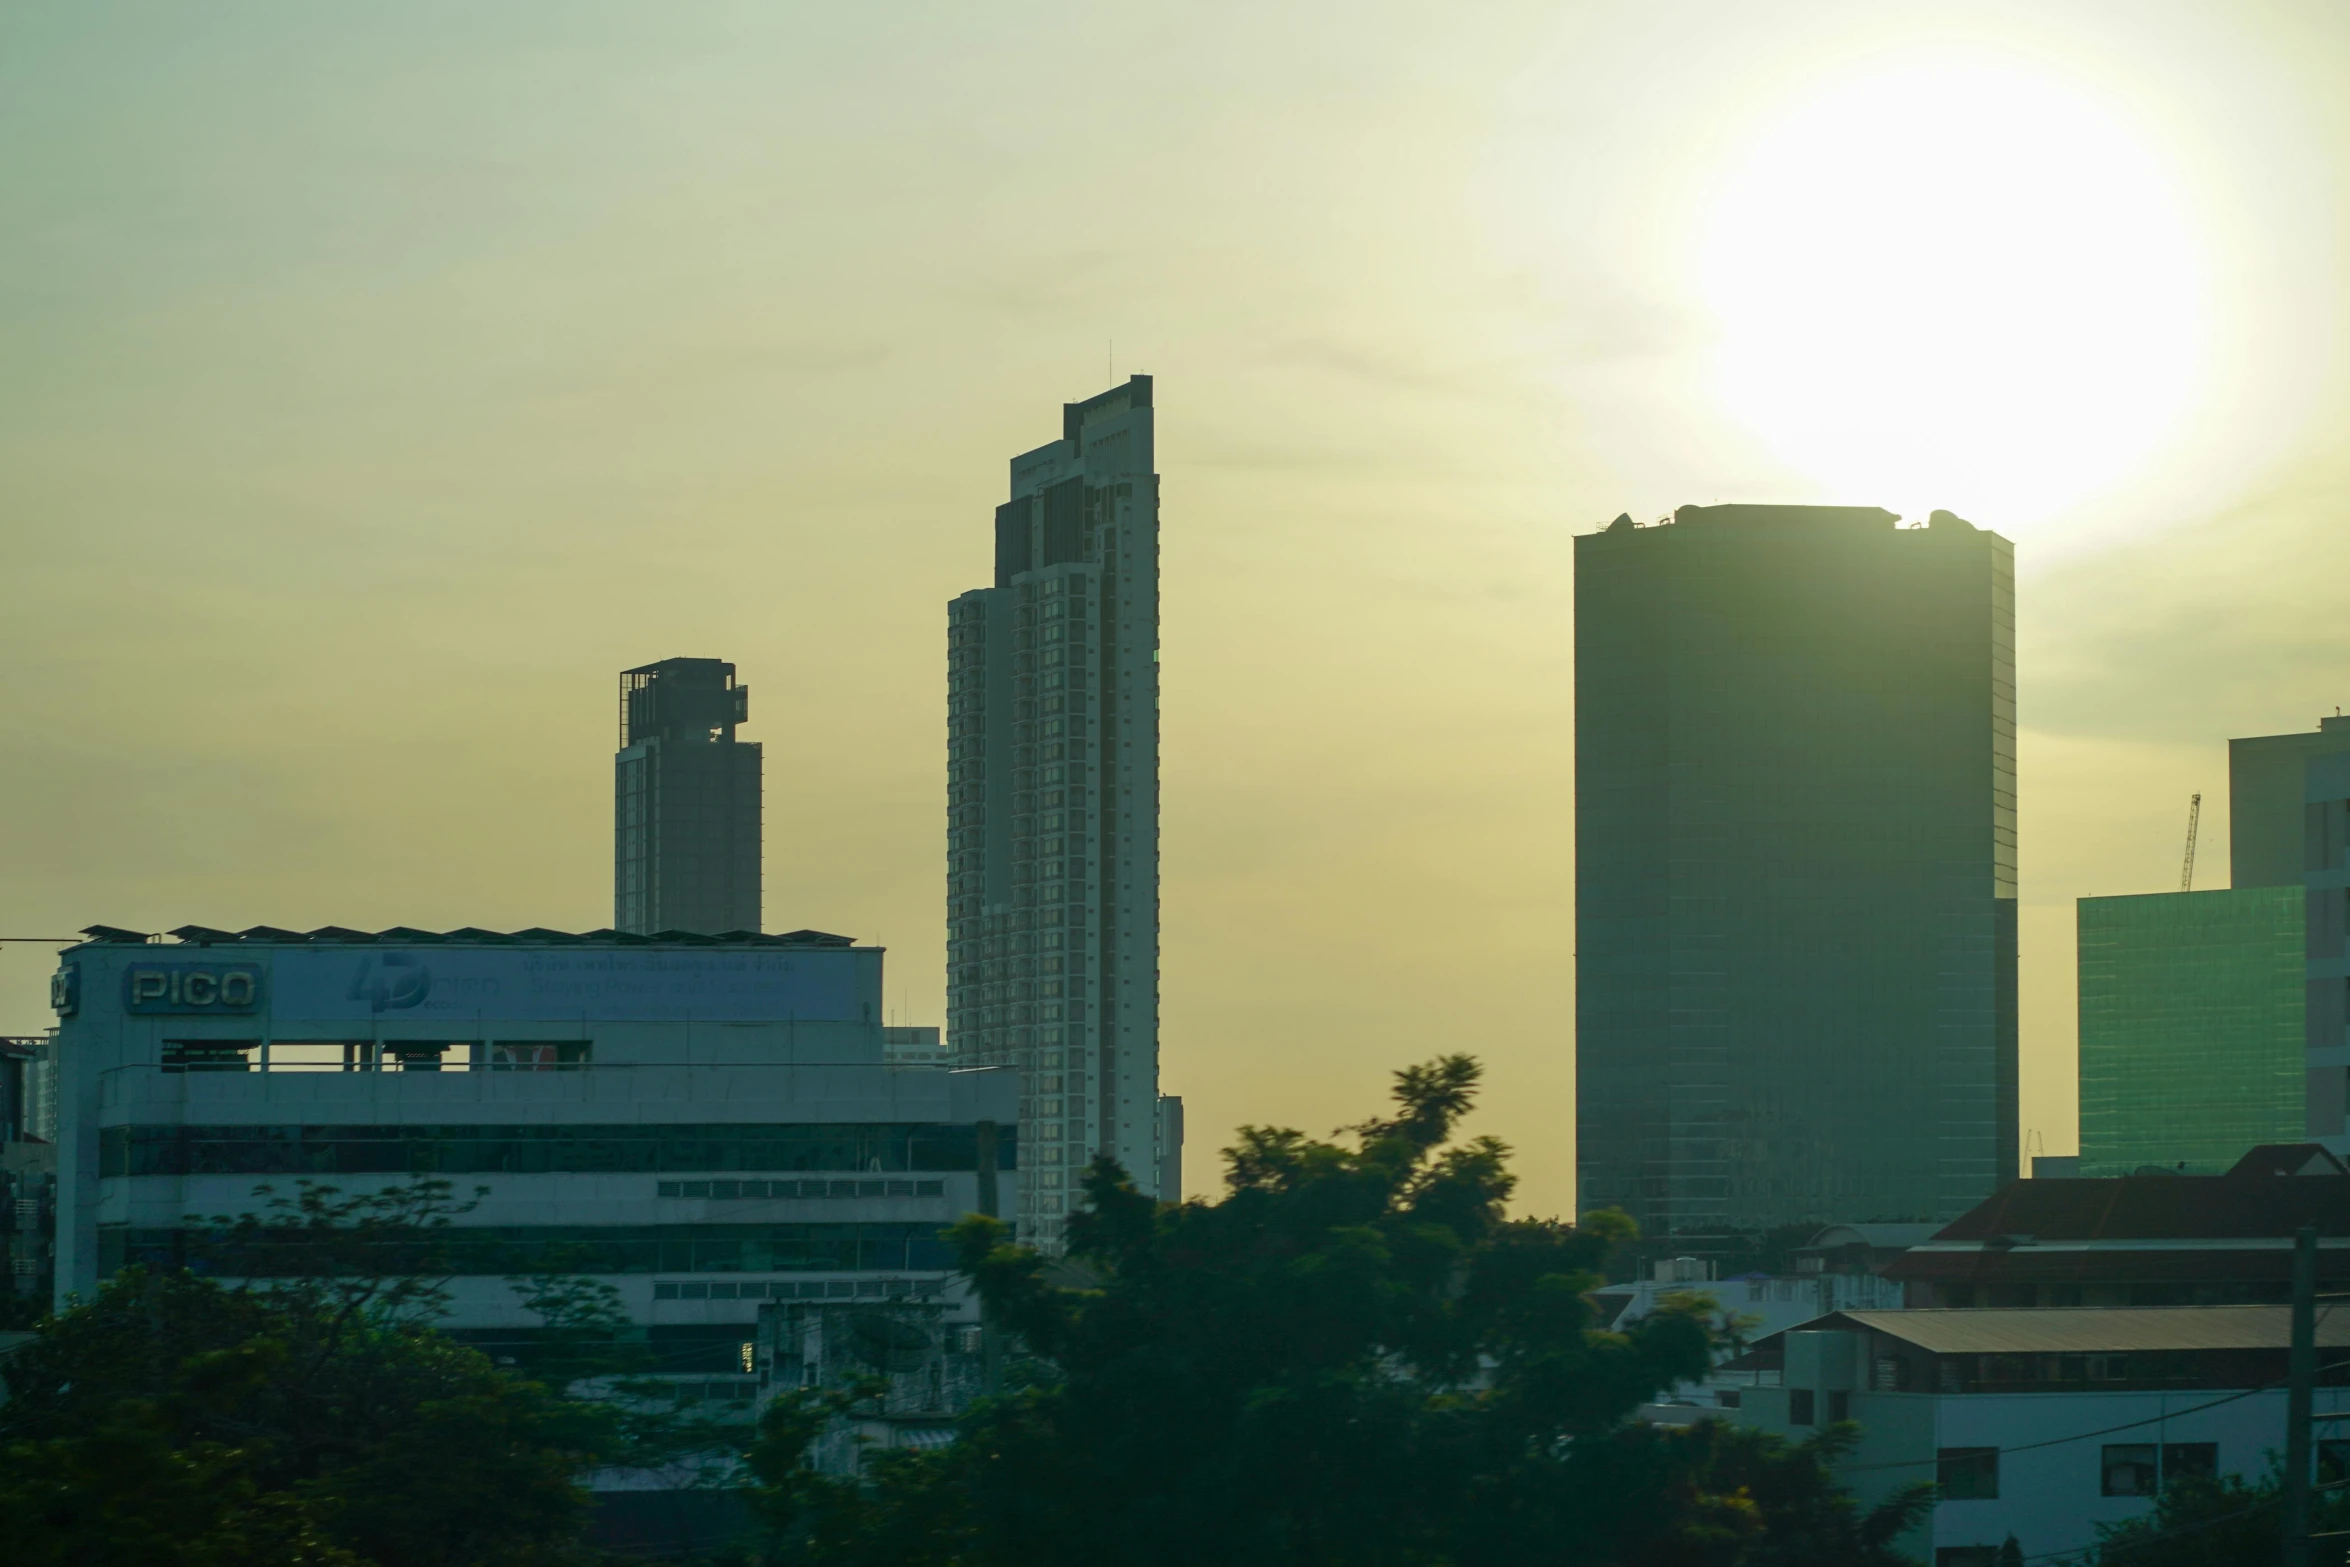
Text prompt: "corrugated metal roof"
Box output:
[[1905, 1174, 2350, 1251], [1825, 1306, 2350, 1355]]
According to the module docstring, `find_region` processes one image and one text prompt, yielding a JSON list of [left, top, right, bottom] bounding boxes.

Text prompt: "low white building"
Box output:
[[1601, 1250, 1908, 1415], [1730, 1306, 2350, 1564], [50, 924, 1017, 1400]]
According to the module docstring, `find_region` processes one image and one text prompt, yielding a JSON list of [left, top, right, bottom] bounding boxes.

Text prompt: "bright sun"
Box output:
[[1702, 61, 2204, 531]]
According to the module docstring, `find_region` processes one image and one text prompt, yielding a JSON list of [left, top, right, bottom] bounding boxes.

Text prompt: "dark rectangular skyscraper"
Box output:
[[1574, 504, 2017, 1240], [947, 376, 1165, 1248], [614, 657, 762, 936]]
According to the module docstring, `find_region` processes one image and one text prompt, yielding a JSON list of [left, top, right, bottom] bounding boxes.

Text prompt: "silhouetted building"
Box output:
[[615, 658, 762, 935], [1575, 505, 2017, 1240], [2228, 715, 2350, 890], [946, 376, 1170, 1247]]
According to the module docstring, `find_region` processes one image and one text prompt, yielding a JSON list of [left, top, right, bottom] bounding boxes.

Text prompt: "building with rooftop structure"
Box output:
[[49, 923, 1016, 1395], [615, 657, 763, 938], [2068, 712, 2350, 1177], [946, 376, 1178, 1247], [1575, 503, 2017, 1244]]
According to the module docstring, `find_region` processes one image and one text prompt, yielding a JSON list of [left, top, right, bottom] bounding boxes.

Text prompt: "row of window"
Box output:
[[1914, 1441, 2255, 1504], [102, 1222, 957, 1276], [651, 1276, 939, 1301], [160, 1041, 589, 1074], [101, 1123, 1014, 1177], [654, 1179, 945, 1199]]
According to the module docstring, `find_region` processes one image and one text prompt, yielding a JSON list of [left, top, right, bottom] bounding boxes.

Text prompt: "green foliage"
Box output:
[[2088, 1469, 2350, 1566], [742, 1055, 1925, 1567], [0, 1179, 614, 1567]]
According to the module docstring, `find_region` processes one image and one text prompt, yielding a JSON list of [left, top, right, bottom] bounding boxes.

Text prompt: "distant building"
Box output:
[[1574, 505, 2017, 1241], [2307, 751, 2350, 1147], [2076, 887, 2303, 1175], [1730, 1305, 2350, 1565], [1, 1036, 56, 1313], [2228, 714, 2350, 890], [615, 658, 762, 936], [946, 376, 1170, 1248], [756, 1296, 983, 1472], [1883, 1144, 2350, 1308], [49, 925, 1017, 1383], [881, 1026, 946, 1067]]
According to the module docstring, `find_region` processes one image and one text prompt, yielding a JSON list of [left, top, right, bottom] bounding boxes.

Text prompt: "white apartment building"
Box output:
[[947, 375, 1178, 1246], [1732, 1306, 2350, 1564]]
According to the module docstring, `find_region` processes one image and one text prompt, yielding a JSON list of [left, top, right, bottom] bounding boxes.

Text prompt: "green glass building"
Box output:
[[2076, 887, 2304, 1176], [1574, 504, 2018, 1240]]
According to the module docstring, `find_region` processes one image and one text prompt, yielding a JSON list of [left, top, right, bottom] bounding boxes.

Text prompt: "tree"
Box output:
[[745, 1055, 1928, 1567], [2088, 1469, 2350, 1567], [0, 1179, 613, 1567]]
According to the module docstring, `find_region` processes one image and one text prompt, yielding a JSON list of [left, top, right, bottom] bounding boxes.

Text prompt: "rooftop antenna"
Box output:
[[2179, 793, 2202, 892]]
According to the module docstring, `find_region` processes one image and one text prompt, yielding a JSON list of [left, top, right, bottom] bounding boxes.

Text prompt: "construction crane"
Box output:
[[2180, 793, 2202, 892]]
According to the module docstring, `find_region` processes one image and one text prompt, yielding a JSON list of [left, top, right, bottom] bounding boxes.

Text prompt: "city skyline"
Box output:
[[8, 3, 2350, 1218]]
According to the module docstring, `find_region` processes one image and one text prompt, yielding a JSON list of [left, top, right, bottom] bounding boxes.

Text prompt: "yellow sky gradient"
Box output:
[[5, 1, 2348, 1217]]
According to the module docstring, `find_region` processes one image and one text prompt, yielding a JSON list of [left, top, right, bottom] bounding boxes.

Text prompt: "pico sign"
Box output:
[[123, 964, 265, 1015]]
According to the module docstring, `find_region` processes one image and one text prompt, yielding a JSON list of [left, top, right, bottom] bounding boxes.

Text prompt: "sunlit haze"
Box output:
[[1705, 60, 2203, 529], [5, 0, 2350, 1219]]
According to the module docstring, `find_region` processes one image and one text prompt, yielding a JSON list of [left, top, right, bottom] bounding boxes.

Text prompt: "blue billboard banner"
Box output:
[[266, 947, 863, 1023]]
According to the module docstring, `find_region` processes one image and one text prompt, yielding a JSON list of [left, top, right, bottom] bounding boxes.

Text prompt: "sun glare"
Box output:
[[1702, 61, 2204, 531]]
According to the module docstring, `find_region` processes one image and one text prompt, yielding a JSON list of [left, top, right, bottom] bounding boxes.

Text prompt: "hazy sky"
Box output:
[[6, 1, 2348, 1215]]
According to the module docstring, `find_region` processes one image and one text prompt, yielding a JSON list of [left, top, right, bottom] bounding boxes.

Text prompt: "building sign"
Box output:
[[51, 963, 78, 1017], [123, 963, 265, 1015], [266, 947, 863, 1023]]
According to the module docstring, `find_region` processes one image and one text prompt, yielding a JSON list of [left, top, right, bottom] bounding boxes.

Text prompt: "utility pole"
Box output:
[[2286, 1223, 2317, 1567]]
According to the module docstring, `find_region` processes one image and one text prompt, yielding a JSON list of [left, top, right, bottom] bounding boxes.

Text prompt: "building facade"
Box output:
[[2076, 887, 2304, 1175], [1885, 1145, 2350, 1308], [1731, 1307, 2350, 1565], [615, 658, 763, 936], [49, 925, 1016, 1393], [2308, 749, 2350, 1143], [945, 376, 1171, 1247], [1575, 505, 2018, 1240], [2, 1035, 56, 1314], [2228, 715, 2350, 892]]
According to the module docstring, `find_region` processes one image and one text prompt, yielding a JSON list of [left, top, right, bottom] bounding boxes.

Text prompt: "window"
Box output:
[[489, 1042, 590, 1071], [1789, 1388, 1815, 1425], [1938, 1447, 1999, 1500], [161, 1041, 256, 1073], [384, 1042, 469, 1072], [1826, 1390, 1851, 1423], [2163, 1443, 2218, 1484], [2320, 1441, 2350, 1487], [2102, 1445, 2159, 1496], [101, 1123, 1008, 1178]]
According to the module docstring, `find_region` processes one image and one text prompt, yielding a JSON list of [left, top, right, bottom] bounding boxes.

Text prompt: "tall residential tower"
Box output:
[[1575, 505, 2018, 1240], [615, 657, 762, 936], [947, 376, 1167, 1247]]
